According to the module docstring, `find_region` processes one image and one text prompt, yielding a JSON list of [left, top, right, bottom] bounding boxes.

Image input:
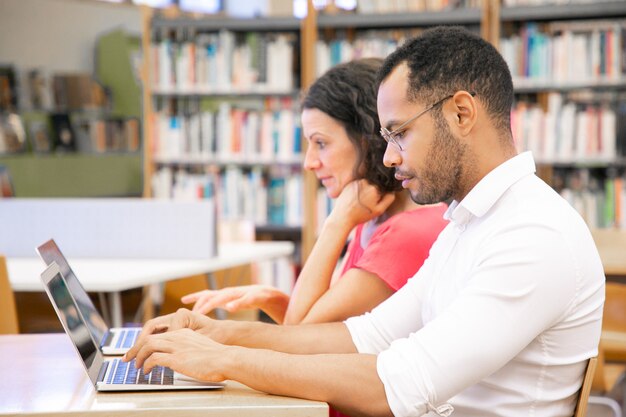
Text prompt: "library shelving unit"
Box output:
[[307, 1, 483, 238], [140, 2, 493, 262], [496, 0, 626, 230], [141, 6, 306, 249]]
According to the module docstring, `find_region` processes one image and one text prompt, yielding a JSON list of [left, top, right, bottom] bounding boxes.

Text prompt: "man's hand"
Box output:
[[123, 308, 218, 363], [131, 327, 231, 382]]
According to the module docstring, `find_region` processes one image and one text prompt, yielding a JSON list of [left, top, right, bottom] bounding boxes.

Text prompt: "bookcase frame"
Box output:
[[140, 1, 496, 263], [138, 0, 626, 253], [497, 0, 626, 232]]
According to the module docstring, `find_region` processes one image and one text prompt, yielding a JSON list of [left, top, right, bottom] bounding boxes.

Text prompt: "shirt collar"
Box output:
[[444, 151, 536, 225]]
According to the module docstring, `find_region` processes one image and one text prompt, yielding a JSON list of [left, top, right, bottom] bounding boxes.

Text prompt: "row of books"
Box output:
[[0, 67, 17, 112], [315, 29, 419, 77], [74, 117, 140, 153], [150, 98, 301, 162], [151, 166, 303, 226], [0, 111, 139, 154], [151, 31, 296, 93], [355, 0, 479, 13], [511, 93, 623, 162], [500, 21, 626, 83], [558, 169, 626, 229], [1, 66, 112, 113], [52, 74, 108, 112], [254, 257, 295, 298]]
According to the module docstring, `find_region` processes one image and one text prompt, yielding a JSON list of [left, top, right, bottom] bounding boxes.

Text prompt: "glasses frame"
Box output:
[[380, 91, 476, 151]]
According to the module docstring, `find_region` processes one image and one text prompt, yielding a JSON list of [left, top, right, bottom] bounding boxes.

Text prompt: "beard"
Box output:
[[406, 115, 467, 205]]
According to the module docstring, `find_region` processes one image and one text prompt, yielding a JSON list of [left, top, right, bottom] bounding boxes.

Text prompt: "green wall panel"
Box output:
[[0, 153, 142, 197]]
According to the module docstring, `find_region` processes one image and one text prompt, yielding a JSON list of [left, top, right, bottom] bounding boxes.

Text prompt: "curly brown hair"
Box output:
[[301, 58, 402, 194]]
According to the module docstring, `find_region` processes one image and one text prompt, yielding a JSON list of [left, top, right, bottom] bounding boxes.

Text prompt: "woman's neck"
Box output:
[[376, 190, 421, 224]]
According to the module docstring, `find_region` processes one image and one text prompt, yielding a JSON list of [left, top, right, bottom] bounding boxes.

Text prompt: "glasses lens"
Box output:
[[380, 128, 401, 151]]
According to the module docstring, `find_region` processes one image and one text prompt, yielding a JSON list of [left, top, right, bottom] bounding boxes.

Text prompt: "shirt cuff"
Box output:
[[377, 338, 454, 417]]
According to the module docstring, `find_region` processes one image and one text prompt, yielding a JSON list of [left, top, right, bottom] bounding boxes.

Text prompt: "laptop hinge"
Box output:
[[102, 331, 114, 348], [97, 360, 110, 383]]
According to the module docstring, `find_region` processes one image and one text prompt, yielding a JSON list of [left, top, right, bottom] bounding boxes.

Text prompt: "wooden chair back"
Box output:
[[0, 255, 19, 334], [574, 356, 598, 417]]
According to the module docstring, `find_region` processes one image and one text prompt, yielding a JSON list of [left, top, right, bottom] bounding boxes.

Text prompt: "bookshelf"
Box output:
[[140, 1, 495, 262], [140, 6, 307, 285], [496, 0, 626, 230]]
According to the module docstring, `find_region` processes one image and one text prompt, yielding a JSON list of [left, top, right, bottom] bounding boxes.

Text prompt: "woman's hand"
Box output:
[[328, 179, 396, 230], [181, 286, 291, 323]]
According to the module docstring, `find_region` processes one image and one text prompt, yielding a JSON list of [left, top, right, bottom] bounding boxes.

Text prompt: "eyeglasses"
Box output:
[[380, 92, 475, 151]]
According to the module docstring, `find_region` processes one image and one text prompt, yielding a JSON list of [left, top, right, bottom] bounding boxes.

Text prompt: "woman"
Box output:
[[182, 58, 448, 325]]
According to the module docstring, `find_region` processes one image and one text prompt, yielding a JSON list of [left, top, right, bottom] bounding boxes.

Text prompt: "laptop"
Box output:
[[36, 238, 139, 355], [41, 261, 225, 391]]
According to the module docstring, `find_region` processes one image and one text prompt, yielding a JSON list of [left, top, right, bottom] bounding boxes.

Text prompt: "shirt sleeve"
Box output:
[[353, 223, 596, 417], [352, 207, 447, 291], [345, 253, 433, 354]]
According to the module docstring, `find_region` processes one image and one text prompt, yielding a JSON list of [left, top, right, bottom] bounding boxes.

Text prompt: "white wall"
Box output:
[[0, 0, 141, 74]]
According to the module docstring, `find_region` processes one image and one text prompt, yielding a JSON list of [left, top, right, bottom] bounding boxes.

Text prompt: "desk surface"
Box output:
[[7, 241, 294, 292], [0, 333, 328, 417]]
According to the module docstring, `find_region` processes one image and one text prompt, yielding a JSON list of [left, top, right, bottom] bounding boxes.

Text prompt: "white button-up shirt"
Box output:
[[345, 152, 605, 417]]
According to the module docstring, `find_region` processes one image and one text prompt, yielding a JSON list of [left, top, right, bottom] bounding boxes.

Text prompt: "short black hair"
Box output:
[[377, 26, 514, 133], [302, 58, 402, 193]]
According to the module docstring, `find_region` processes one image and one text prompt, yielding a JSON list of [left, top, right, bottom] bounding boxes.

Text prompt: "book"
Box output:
[[50, 113, 77, 152]]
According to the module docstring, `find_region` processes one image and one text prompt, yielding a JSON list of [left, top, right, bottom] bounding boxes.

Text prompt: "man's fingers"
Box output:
[[167, 309, 194, 331], [142, 351, 171, 375], [123, 315, 171, 362], [134, 333, 175, 369]]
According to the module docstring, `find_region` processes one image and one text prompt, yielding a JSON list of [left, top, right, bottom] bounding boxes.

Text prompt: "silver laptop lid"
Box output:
[[36, 239, 108, 346], [40, 262, 105, 387]]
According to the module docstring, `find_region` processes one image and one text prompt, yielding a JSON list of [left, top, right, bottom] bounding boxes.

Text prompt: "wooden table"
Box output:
[[0, 333, 328, 417]]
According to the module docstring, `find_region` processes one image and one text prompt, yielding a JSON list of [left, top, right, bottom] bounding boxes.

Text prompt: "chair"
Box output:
[[602, 283, 626, 362], [574, 357, 597, 417], [587, 343, 625, 417], [0, 255, 19, 334]]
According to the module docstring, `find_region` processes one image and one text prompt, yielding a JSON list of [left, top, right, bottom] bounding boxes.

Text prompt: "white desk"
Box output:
[[7, 241, 294, 327], [0, 333, 328, 417]]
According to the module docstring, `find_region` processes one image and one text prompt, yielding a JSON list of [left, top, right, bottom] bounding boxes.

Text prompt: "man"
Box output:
[[124, 27, 605, 417]]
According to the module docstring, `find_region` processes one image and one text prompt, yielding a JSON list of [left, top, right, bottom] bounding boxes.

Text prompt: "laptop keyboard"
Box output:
[[106, 358, 174, 385], [115, 329, 140, 349]]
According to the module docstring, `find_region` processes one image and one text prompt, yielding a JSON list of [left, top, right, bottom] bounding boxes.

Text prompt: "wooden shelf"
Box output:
[[152, 88, 300, 98], [535, 158, 626, 168], [153, 155, 303, 167], [514, 78, 626, 93], [317, 8, 482, 29], [152, 15, 301, 31], [256, 224, 302, 238], [501, 2, 626, 22]]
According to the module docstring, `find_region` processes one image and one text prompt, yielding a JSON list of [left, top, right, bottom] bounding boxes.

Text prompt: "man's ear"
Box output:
[[447, 91, 477, 137]]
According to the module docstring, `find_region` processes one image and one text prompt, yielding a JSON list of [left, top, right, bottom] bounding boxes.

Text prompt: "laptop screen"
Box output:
[[37, 239, 108, 345], [46, 267, 99, 370]]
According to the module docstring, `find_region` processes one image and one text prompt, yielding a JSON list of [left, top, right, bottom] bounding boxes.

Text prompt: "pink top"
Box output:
[[340, 203, 449, 291]]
